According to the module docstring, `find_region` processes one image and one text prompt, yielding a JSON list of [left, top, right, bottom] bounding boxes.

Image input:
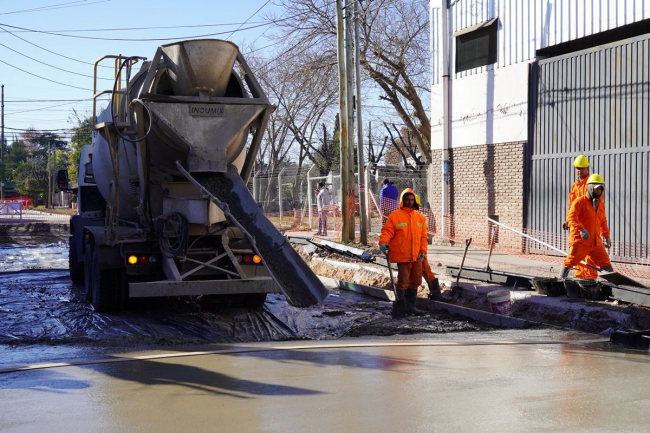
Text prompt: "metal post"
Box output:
[[0, 84, 4, 200], [344, 0, 356, 242], [365, 164, 372, 233], [307, 165, 314, 230], [441, 0, 451, 239], [336, 0, 350, 242], [48, 141, 52, 209], [353, 0, 367, 245], [278, 167, 285, 227]]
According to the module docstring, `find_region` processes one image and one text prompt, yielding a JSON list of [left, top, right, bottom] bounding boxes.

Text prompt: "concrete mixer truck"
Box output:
[[61, 40, 328, 312]]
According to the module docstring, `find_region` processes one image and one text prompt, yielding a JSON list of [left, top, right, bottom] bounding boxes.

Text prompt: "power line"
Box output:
[[226, 0, 271, 40], [3, 99, 90, 103], [0, 42, 112, 80], [0, 21, 273, 41], [0, 0, 110, 16], [0, 59, 90, 90], [3, 101, 87, 115], [0, 25, 113, 69]]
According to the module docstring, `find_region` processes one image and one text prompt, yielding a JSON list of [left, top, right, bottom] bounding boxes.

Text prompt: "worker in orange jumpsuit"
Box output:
[[413, 193, 443, 301], [563, 155, 603, 279], [379, 188, 428, 315], [559, 173, 614, 279]]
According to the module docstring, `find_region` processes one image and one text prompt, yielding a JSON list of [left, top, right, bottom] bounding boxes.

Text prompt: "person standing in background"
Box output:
[[315, 182, 330, 236], [379, 179, 398, 224]]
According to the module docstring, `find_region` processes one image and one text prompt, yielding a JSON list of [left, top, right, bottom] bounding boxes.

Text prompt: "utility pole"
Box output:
[[353, 0, 367, 245], [1, 84, 4, 200], [48, 141, 52, 209], [335, 0, 350, 242], [344, 0, 356, 242]]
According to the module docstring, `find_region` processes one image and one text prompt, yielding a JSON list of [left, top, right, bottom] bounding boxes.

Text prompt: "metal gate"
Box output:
[[529, 33, 650, 255]]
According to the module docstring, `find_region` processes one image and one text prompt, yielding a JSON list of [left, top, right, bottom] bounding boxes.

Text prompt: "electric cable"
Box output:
[[0, 42, 112, 80], [0, 58, 90, 90], [0, 24, 113, 69], [0, 0, 110, 16], [158, 213, 189, 258]]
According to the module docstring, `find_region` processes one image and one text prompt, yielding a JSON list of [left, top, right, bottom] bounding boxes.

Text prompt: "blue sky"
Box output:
[[0, 0, 282, 141]]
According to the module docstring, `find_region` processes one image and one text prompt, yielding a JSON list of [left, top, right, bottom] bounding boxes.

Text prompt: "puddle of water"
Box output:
[[0, 243, 69, 272]]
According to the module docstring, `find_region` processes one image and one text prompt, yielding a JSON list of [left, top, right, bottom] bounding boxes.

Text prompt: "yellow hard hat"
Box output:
[[573, 155, 590, 168], [414, 193, 422, 207], [587, 173, 605, 185]]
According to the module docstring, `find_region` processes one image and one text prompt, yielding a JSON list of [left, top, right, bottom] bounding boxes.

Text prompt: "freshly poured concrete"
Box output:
[[2, 334, 649, 432]]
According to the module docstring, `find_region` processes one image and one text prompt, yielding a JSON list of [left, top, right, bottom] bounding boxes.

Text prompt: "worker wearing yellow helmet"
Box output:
[[563, 155, 603, 279], [559, 173, 614, 281]]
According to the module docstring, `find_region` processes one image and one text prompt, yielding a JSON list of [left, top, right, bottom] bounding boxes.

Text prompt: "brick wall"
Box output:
[[427, 141, 526, 249]]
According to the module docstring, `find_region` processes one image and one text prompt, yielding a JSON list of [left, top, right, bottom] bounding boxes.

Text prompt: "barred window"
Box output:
[[455, 19, 498, 73]]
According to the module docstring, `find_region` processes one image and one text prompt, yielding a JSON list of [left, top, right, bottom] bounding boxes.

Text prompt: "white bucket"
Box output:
[[488, 290, 512, 316]]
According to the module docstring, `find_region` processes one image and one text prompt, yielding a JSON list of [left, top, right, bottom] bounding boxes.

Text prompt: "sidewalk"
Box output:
[[285, 230, 650, 287]]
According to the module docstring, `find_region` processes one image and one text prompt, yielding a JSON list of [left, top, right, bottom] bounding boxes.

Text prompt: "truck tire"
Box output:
[[69, 236, 84, 284], [91, 250, 121, 312], [83, 244, 94, 303], [244, 293, 267, 309]]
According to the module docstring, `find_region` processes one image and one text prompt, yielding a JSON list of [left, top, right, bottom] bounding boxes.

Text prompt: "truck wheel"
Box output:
[[83, 244, 94, 303], [91, 250, 121, 312], [244, 293, 267, 309], [69, 236, 84, 284]]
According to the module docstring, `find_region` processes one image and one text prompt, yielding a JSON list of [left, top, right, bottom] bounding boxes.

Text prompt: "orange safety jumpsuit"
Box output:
[[379, 188, 428, 290], [566, 177, 603, 279], [563, 194, 612, 271]]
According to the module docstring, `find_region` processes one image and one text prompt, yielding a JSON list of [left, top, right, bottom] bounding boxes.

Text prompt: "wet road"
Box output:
[[2, 333, 649, 432], [3, 242, 649, 431]]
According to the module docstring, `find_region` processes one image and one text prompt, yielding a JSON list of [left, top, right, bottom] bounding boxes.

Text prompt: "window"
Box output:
[[455, 18, 498, 73]]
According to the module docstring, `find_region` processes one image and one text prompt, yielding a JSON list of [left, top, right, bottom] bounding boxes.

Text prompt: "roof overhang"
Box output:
[[452, 17, 498, 38]]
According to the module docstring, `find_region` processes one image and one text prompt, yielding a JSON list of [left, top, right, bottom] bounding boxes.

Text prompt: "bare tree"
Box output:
[[248, 46, 338, 209], [383, 122, 427, 171], [269, 0, 432, 162]]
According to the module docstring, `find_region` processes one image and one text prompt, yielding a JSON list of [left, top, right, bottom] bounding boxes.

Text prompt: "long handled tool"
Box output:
[[485, 217, 647, 289], [455, 238, 472, 287], [384, 250, 406, 319]]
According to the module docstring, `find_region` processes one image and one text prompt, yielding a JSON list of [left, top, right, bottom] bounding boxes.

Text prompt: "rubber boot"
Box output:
[[558, 267, 571, 279], [428, 278, 444, 301], [602, 265, 614, 272], [405, 289, 426, 316]]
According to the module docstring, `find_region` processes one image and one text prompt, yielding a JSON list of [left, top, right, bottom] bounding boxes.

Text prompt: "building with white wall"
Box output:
[[428, 0, 650, 251]]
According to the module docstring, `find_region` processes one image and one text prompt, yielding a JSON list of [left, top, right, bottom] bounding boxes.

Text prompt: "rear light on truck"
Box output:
[[237, 254, 262, 264], [127, 255, 159, 265]]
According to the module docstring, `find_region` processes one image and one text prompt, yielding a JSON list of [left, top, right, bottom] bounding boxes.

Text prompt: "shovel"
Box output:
[[384, 250, 406, 319], [454, 238, 472, 287]]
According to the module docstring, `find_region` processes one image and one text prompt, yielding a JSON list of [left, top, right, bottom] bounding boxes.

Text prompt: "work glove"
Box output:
[[579, 229, 590, 240], [417, 252, 426, 262], [603, 237, 612, 249], [562, 222, 569, 231], [379, 243, 389, 254]]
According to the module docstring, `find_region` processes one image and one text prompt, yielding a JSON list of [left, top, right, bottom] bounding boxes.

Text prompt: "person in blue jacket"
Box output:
[[379, 179, 399, 224]]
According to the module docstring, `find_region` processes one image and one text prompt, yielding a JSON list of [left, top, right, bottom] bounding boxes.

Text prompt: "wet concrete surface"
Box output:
[[3, 242, 650, 431], [2, 335, 650, 432], [0, 243, 493, 358]]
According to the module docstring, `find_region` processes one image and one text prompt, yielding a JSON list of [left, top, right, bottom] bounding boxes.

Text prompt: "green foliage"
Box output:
[[68, 112, 93, 187], [12, 129, 68, 198]]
